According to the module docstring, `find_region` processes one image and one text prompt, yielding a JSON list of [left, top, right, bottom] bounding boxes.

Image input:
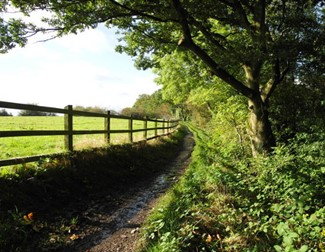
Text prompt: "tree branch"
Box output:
[[190, 43, 255, 98], [261, 58, 290, 102], [232, 0, 253, 31], [187, 16, 228, 52], [108, 0, 174, 23], [129, 23, 176, 45], [239, 0, 254, 13], [171, 0, 255, 98], [171, 0, 192, 42], [218, 0, 252, 31]]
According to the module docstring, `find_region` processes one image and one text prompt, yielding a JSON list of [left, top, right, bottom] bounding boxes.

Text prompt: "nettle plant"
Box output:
[[238, 133, 325, 251]]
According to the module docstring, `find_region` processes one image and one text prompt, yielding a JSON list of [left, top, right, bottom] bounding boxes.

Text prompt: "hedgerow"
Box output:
[[141, 125, 325, 251]]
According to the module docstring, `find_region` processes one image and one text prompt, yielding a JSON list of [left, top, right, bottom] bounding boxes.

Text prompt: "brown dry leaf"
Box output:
[[69, 234, 79, 241], [27, 212, 34, 220], [206, 234, 213, 243]]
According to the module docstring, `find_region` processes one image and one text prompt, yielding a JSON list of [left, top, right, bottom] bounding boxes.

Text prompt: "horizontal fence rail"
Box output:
[[0, 101, 179, 167]]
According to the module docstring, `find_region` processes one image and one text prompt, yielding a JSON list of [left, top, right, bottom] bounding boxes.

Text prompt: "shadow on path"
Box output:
[[70, 132, 194, 252]]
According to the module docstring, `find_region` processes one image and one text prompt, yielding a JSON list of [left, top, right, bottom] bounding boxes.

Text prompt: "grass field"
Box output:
[[0, 116, 166, 161]]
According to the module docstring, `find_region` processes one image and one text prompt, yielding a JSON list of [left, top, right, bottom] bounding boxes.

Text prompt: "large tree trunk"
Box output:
[[248, 96, 276, 157]]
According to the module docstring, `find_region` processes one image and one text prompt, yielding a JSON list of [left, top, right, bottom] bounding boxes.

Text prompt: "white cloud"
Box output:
[[5, 25, 115, 60], [1, 61, 158, 112], [0, 25, 159, 113], [55, 27, 117, 54]]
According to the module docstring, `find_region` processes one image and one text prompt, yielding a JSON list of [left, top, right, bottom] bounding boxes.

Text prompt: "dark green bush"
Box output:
[[142, 125, 325, 251]]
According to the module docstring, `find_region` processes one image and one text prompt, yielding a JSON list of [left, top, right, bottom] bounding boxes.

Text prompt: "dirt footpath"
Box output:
[[71, 133, 194, 252]]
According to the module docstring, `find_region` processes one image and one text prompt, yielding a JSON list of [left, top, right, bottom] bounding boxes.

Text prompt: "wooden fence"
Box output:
[[0, 101, 179, 167]]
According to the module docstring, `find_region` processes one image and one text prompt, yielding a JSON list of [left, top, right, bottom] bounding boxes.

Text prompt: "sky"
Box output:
[[0, 23, 160, 114]]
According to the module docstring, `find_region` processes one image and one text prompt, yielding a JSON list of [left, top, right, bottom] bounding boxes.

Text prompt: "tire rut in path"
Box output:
[[72, 133, 194, 252]]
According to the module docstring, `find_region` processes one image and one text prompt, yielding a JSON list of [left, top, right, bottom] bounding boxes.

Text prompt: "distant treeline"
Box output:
[[73, 105, 118, 115], [0, 109, 13, 116], [0, 90, 177, 119], [0, 105, 56, 116], [120, 90, 176, 120], [0, 105, 114, 117]]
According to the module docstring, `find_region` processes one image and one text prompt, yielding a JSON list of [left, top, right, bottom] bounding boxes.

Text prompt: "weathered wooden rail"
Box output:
[[0, 101, 179, 167]]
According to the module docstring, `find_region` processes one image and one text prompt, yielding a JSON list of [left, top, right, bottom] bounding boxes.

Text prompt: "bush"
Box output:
[[18, 110, 56, 116], [141, 125, 325, 251]]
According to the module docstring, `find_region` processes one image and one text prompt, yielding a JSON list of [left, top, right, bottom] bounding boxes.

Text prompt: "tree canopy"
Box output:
[[121, 90, 175, 119], [1, 0, 324, 155], [3, 1, 324, 94]]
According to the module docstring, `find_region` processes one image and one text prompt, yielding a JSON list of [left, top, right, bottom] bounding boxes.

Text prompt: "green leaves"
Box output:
[[1, 0, 324, 154], [0, 18, 29, 53]]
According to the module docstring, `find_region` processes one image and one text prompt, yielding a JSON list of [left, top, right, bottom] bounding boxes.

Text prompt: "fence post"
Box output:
[[64, 105, 73, 152], [154, 120, 158, 137], [167, 120, 170, 133], [105, 110, 111, 144], [129, 115, 133, 143], [143, 117, 148, 141], [162, 120, 165, 134]]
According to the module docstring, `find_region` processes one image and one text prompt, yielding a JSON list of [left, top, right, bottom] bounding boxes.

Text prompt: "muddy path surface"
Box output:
[[70, 133, 194, 252]]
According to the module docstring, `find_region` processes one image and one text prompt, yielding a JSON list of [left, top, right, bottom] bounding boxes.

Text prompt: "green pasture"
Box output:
[[0, 116, 165, 161]]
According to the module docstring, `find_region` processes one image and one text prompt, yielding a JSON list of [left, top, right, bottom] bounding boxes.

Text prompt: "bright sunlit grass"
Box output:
[[0, 116, 167, 161]]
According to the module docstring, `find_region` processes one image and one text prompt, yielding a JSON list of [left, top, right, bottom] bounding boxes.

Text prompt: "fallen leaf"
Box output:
[[206, 234, 213, 243], [27, 212, 34, 220], [69, 234, 79, 241]]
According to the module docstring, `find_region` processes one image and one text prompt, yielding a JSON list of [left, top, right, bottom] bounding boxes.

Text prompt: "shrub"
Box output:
[[141, 125, 325, 251]]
